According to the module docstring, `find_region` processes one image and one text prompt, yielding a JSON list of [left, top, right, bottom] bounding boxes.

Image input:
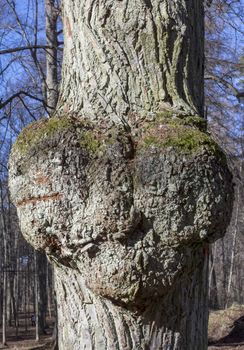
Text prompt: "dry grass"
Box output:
[[208, 304, 244, 349]]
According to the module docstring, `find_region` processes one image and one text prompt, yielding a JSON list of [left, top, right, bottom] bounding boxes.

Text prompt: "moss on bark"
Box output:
[[138, 116, 226, 164], [13, 117, 73, 155], [12, 113, 226, 166], [13, 117, 102, 156]]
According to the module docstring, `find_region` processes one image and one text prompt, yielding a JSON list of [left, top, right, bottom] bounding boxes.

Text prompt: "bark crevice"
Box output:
[[8, 1, 233, 349]]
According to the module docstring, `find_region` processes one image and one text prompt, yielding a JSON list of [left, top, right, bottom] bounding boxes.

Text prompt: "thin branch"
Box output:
[[0, 58, 18, 75], [18, 95, 38, 121], [205, 74, 243, 101], [0, 44, 63, 55], [0, 91, 53, 110]]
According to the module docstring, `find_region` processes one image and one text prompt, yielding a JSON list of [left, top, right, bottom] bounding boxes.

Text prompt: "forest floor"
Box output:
[[0, 306, 244, 349], [0, 313, 54, 350], [208, 304, 244, 350]]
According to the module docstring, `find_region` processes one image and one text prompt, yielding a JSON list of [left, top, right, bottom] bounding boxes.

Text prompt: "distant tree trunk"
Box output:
[[2, 261, 7, 346], [51, 288, 58, 350], [220, 238, 227, 308], [45, 0, 59, 114], [209, 244, 219, 309], [34, 251, 40, 342], [24, 268, 28, 332], [37, 252, 48, 333], [14, 243, 19, 337], [7, 277, 15, 327], [226, 160, 242, 308], [9, 1, 234, 349], [0, 181, 7, 346], [47, 260, 52, 318]]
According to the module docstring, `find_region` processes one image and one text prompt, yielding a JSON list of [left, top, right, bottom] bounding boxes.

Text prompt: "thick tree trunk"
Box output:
[[58, 0, 204, 123], [55, 247, 209, 350], [9, 1, 234, 350]]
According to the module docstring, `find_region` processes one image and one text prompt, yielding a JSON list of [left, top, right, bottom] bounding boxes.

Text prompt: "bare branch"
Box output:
[[0, 91, 53, 110], [205, 74, 243, 101], [0, 44, 63, 55]]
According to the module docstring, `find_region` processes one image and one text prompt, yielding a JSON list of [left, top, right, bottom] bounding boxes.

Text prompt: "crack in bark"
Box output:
[[143, 0, 152, 10], [16, 193, 63, 207]]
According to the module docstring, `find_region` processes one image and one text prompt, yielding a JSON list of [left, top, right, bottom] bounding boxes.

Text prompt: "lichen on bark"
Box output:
[[8, 0, 234, 348], [9, 116, 233, 348]]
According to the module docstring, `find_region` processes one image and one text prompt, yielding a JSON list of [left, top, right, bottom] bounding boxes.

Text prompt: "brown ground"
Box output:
[[208, 304, 244, 350], [0, 313, 54, 350]]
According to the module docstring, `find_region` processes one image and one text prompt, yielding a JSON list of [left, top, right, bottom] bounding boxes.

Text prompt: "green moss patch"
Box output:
[[12, 117, 104, 156], [138, 122, 226, 163], [13, 117, 74, 155], [137, 111, 225, 159], [154, 112, 207, 132], [79, 130, 101, 153]]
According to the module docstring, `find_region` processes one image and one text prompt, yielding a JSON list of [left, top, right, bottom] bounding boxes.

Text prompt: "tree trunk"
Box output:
[[55, 246, 209, 350], [34, 251, 40, 342], [226, 160, 242, 308], [45, 0, 59, 113], [14, 244, 19, 336], [0, 181, 7, 346], [2, 260, 7, 346], [9, 1, 234, 350], [37, 251, 48, 333], [209, 244, 219, 310], [58, 0, 204, 123], [47, 260, 52, 319]]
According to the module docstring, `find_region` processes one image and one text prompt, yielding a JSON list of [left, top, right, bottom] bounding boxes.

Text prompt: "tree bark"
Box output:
[[209, 244, 219, 310], [58, 0, 204, 124], [9, 1, 234, 350], [55, 246, 209, 350], [225, 160, 242, 308], [37, 251, 48, 333]]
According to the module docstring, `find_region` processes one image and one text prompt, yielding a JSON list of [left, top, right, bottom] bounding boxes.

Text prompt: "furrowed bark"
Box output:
[[55, 247, 209, 350], [9, 1, 234, 349], [58, 0, 204, 124]]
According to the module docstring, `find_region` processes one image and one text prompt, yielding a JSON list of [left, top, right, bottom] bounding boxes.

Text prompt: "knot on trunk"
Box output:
[[9, 116, 233, 307]]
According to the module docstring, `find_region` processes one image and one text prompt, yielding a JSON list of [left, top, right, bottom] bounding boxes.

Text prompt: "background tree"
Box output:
[[204, 0, 244, 309], [0, 0, 62, 345]]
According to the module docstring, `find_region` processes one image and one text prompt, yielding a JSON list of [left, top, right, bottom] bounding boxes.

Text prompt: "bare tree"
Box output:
[[45, 0, 59, 113], [0, 0, 62, 121], [0, 180, 7, 346]]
